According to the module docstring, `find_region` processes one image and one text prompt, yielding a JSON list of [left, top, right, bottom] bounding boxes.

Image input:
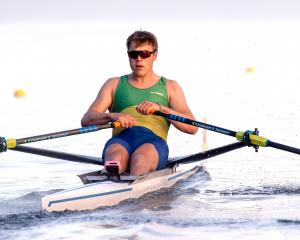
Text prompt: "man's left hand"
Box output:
[[136, 101, 161, 115]]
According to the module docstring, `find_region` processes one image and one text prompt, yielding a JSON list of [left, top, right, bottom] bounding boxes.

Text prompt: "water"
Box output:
[[0, 20, 300, 239]]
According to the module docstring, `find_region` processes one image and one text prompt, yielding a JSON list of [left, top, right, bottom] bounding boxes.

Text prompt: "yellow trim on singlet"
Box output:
[[112, 106, 170, 141]]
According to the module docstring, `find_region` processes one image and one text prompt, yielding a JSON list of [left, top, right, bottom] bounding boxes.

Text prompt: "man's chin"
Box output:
[[133, 70, 147, 77]]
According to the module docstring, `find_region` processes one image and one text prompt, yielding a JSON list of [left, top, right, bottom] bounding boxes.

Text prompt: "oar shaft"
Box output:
[[16, 124, 111, 145], [152, 110, 300, 155], [153, 111, 237, 137], [167, 141, 247, 166], [12, 145, 103, 165], [268, 141, 300, 155], [3, 122, 120, 151]]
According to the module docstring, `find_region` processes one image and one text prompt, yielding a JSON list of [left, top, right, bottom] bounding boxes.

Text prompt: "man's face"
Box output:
[[127, 42, 157, 77]]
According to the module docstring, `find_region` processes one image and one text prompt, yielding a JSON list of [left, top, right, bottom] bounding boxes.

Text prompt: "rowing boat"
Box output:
[[11, 142, 244, 212], [42, 162, 204, 212], [1, 111, 299, 213], [8, 142, 245, 212]]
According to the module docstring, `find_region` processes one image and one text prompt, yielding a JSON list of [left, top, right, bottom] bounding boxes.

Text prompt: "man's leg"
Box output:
[[130, 143, 159, 176], [104, 143, 130, 174]]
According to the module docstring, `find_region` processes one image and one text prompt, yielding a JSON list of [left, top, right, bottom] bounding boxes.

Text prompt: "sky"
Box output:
[[0, 0, 300, 23]]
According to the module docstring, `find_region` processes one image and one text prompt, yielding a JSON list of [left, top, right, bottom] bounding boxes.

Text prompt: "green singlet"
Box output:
[[111, 75, 170, 141]]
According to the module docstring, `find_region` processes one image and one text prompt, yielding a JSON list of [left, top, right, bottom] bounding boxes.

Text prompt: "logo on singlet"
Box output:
[[150, 91, 164, 96]]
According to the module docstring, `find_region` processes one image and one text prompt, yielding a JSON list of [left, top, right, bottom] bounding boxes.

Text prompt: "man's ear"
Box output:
[[153, 51, 158, 61]]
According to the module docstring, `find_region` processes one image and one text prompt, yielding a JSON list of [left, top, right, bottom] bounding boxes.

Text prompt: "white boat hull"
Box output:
[[42, 163, 203, 212]]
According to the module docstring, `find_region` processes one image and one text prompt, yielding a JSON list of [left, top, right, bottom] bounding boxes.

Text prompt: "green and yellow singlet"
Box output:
[[111, 75, 170, 141]]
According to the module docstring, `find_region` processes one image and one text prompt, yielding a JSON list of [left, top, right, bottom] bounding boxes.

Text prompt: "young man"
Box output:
[[81, 31, 197, 176]]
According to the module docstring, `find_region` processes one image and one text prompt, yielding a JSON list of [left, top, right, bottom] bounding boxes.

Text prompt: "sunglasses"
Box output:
[[127, 50, 156, 59]]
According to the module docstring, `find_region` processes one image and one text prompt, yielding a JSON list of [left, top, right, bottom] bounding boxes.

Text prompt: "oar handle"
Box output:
[[0, 122, 121, 152], [111, 122, 121, 128]]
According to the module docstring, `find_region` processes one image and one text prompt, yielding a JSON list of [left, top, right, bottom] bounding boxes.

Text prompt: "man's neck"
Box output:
[[129, 72, 159, 88]]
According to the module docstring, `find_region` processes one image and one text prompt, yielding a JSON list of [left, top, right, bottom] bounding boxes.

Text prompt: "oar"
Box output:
[[11, 145, 103, 165], [151, 110, 300, 155], [168, 141, 247, 166], [0, 122, 121, 153]]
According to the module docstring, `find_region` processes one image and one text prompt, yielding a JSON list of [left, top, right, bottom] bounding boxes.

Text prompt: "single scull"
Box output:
[[42, 163, 203, 212]]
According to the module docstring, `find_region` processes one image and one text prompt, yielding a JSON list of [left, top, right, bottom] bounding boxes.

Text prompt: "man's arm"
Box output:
[[81, 78, 136, 128], [163, 80, 198, 134]]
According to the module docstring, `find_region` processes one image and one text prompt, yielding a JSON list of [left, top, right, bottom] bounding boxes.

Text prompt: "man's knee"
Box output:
[[130, 144, 159, 175], [105, 144, 129, 173], [105, 144, 128, 158]]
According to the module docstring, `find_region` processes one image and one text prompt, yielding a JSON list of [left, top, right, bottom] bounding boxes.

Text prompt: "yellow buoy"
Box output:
[[14, 89, 26, 98], [245, 67, 255, 74]]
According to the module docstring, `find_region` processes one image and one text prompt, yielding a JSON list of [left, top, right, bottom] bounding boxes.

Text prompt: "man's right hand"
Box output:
[[108, 113, 137, 128]]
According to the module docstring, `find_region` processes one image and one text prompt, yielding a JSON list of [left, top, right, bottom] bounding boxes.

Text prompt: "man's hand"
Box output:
[[109, 113, 137, 128], [136, 101, 161, 115]]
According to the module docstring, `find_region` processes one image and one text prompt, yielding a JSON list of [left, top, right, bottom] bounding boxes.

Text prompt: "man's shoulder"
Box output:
[[103, 77, 120, 88], [165, 79, 181, 90], [106, 76, 120, 84]]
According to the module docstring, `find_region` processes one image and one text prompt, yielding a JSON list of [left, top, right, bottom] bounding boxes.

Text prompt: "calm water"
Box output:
[[0, 21, 299, 239]]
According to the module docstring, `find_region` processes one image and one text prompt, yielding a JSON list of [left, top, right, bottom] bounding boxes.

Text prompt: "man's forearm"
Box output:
[[159, 105, 198, 134], [81, 112, 112, 126]]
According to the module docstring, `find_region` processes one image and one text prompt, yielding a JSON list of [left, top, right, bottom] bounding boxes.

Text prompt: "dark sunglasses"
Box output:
[[127, 50, 156, 59]]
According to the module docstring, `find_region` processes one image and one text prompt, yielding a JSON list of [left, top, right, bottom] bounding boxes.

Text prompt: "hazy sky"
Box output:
[[1, 0, 300, 22]]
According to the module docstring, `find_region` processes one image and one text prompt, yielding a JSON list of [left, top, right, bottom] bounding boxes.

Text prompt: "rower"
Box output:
[[80, 30, 198, 177]]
